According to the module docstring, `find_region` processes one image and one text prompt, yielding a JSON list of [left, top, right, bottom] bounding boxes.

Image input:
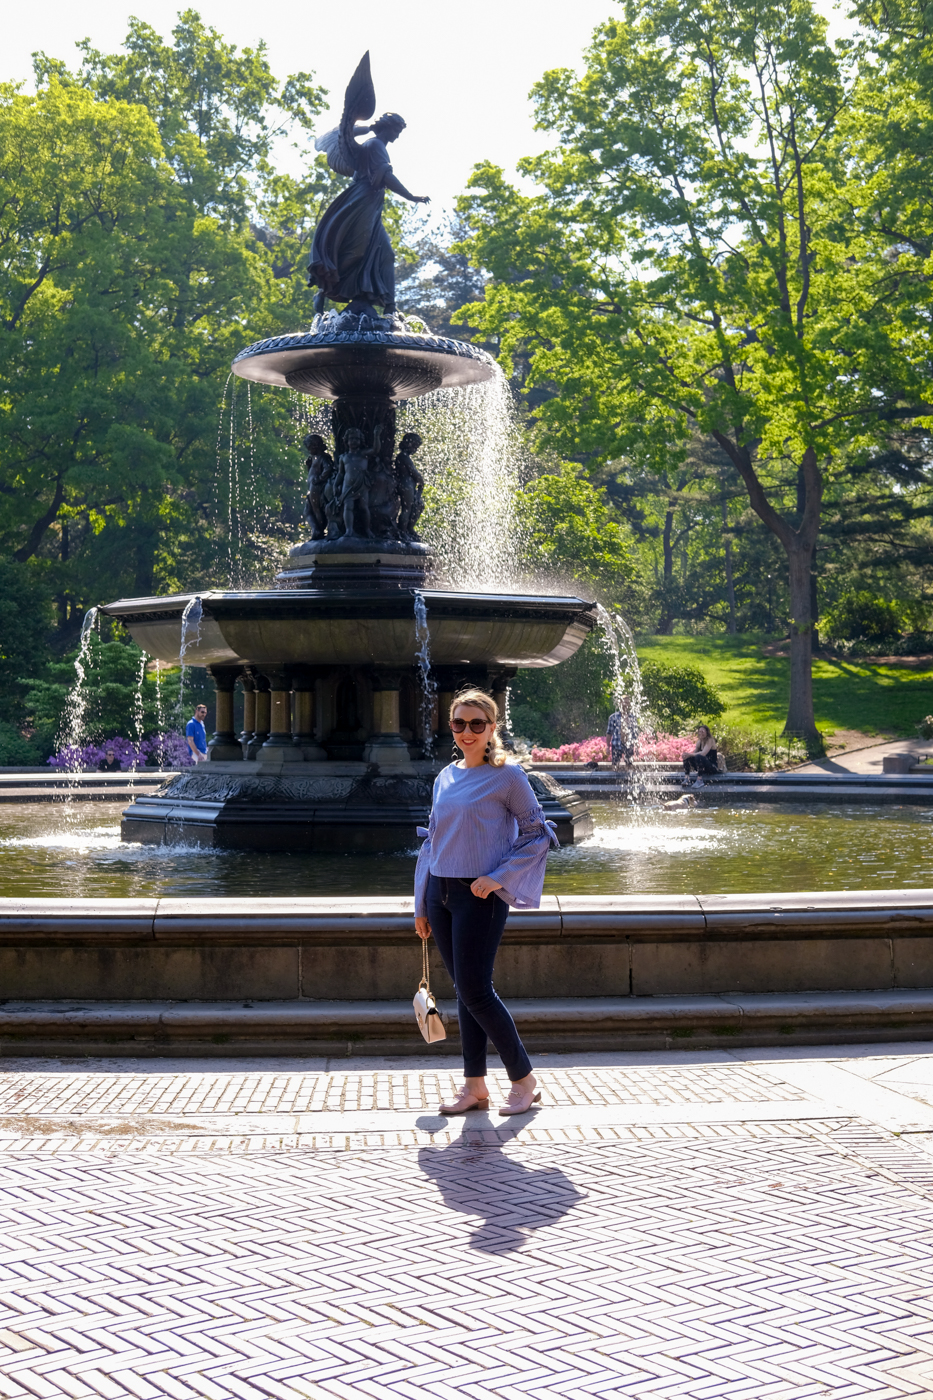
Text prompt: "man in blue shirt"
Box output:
[[185, 704, 209, 763]]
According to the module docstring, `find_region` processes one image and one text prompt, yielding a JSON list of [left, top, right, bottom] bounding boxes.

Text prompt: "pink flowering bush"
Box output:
[[637, 734, 695, 763], [531, 733, 694, 764], [530, 736, 608, 763]]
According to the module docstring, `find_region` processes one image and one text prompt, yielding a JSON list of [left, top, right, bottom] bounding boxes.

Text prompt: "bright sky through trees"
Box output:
[[4, 0, 629, 213]]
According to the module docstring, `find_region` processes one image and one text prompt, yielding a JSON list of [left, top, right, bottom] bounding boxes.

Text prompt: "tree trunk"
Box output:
[[721, 497, 736, 633], [714, 435, 822, 747], [655, 507, 676, 634], [784, 540, 818, 742]]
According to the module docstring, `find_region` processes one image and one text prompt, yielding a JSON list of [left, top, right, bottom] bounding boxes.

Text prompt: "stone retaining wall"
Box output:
[[2, 892, 933, 1003]]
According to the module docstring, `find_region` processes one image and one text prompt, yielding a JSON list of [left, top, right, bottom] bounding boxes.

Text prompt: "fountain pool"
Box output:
[[4, 801, 931, 899]]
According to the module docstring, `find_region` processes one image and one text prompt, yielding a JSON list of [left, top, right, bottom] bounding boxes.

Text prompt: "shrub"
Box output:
[[820, 592, 904, 645], [510, 633, 619, 745], [0, 722, 43, 766], [716, 723, 809, 771], [917, 715, 933, 741], [48, 732, 194, 771], [639, 661, 726, 731]]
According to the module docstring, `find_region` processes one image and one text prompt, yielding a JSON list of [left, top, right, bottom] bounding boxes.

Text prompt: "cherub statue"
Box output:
[[323, 459, 344, 538], [368, 451, 401, 539], [310, 52, 430, 317], [337, 425, 382, 537], [301, 434, 334, 540], [395, 432, 425, 540]]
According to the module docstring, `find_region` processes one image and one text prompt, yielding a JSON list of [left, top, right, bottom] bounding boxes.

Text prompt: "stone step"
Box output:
[[3, 989, 933, 1057]]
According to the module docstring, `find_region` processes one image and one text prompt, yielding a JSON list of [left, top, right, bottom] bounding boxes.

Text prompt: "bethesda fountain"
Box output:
[[102, 53, 597, 850]]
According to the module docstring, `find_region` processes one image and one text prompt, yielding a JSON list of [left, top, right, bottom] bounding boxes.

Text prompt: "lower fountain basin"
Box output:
[[118, 766, 592, 852], [102, 589, 597, 668]]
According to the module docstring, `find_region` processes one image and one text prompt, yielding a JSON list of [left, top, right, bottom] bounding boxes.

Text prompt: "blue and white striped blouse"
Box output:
[[414, 761, 558, 917]]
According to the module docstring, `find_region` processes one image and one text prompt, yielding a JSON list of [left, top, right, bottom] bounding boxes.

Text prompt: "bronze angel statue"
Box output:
[[310, 53, 429, 317]]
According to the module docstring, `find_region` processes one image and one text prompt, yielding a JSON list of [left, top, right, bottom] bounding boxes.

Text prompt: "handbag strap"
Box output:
[[420, 938, 431, 993]]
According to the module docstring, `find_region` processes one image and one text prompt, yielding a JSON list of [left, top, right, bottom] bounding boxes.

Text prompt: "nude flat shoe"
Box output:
[[498, 1083, 542, 1116], [439, 1089, 490, 1115]]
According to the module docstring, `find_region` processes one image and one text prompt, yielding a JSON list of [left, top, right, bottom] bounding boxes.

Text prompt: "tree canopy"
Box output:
[[455, 0, 933, 741]]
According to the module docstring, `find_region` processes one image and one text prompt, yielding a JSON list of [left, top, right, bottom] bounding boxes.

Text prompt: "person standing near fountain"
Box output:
[[414, 689, 557, 1117], [607, 695, 639, 769], [185, 704, 209, 765]]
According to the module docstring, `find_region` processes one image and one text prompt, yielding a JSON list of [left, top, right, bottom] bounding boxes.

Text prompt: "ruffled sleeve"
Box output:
[[487, 767, 558, 910], [413, 805, 436, 918]]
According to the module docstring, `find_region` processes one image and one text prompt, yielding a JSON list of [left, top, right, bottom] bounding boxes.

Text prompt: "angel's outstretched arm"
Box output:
[[384, 171, 430, 204]]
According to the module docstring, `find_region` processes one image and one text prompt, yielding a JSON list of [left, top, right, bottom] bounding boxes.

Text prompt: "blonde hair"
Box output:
[[450, 688, 508, 767]]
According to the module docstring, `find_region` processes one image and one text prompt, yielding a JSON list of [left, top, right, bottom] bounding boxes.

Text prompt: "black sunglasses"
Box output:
[[450, 718, 492, 734]]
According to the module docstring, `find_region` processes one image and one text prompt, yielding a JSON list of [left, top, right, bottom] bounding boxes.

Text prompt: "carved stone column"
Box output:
[[433, 666, 460, 744], [239, 674, 256, 753], [206, 665, 244, 761], [362, 669, 413, 770], [490, 668, 518, 745], [257, 667, 302, 764], [246, 672, 270, 760], [290, 666, 327, 761]]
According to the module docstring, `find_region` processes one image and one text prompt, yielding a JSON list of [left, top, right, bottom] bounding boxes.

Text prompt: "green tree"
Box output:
[[519, 463, 645, 612], [22, 633, 193, 755], [456, 0, 933, 744], [0, 560, 54, 723], [1, 18, 332, 656]]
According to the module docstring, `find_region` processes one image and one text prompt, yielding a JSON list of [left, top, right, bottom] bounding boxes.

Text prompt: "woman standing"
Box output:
[[415, 689, 557, 1117]]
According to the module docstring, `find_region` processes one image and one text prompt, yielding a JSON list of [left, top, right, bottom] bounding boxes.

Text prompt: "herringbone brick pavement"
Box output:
[[0, 1123, 932, 1398], [0, 1062, 805, 1119]]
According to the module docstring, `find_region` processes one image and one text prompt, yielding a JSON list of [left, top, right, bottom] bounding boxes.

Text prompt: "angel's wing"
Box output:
[[313, 126, 355, 177], [314, 52, 377, 177]]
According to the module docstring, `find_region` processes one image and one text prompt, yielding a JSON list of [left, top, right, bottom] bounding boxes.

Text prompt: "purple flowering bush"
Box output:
[[48, 732, 194, 771]]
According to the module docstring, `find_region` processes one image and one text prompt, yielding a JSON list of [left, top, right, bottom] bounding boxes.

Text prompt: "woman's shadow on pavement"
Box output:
[[415, 1114, 585, 1254]]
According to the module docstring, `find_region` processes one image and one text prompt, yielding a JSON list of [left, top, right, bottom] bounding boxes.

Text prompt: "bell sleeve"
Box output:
[[487, 768, 559, 910], [413, 806, 436, 918]]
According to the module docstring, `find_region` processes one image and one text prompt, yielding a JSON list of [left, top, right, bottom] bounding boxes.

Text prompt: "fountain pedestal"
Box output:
[[103, 317, 598, 851]]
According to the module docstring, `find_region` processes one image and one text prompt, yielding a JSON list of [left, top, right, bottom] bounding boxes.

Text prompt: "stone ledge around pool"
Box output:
[[1, 989, 933, 1056], [1, 893, 933, 1015], [532, 764, 933, 805]]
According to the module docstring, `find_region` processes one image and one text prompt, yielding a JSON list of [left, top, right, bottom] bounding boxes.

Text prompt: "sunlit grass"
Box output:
[[635, 633, 933, 737]]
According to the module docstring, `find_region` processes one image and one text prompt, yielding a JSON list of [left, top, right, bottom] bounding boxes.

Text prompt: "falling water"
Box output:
[[217, 373, 236, 581], [594, 603, 658, 803], [595, 603, 626, 713], [228, 379, 242, 584], [398, 368, 527, 590], [153, 659, 167, 770], [413, 591, 436, 759], [130, 648, 147, 783], [177, 596, 203, 727], [57, 608, 100, 775]]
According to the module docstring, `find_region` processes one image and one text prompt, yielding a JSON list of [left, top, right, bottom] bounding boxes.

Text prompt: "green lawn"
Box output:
[[635, 634, 933, 738]]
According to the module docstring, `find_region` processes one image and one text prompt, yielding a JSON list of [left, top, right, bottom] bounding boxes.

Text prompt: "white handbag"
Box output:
[[413, 940, 447, 1044]]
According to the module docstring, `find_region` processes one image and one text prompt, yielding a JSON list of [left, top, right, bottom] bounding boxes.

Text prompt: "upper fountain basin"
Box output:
[[102, 589, 597, 668], [231, 326, 495, 400]]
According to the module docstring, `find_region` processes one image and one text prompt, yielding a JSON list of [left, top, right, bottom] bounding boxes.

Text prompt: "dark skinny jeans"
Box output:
[[426, 874, 533, 1082], [683, 751, 718, 775]]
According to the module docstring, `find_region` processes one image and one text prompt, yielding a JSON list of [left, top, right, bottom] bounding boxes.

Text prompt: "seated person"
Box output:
[[98, 747, 121, 773], [682, 725, 718, 782]]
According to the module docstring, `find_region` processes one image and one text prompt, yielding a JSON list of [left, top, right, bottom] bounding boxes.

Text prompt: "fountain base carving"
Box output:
[[121, 763, 593, 851]]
